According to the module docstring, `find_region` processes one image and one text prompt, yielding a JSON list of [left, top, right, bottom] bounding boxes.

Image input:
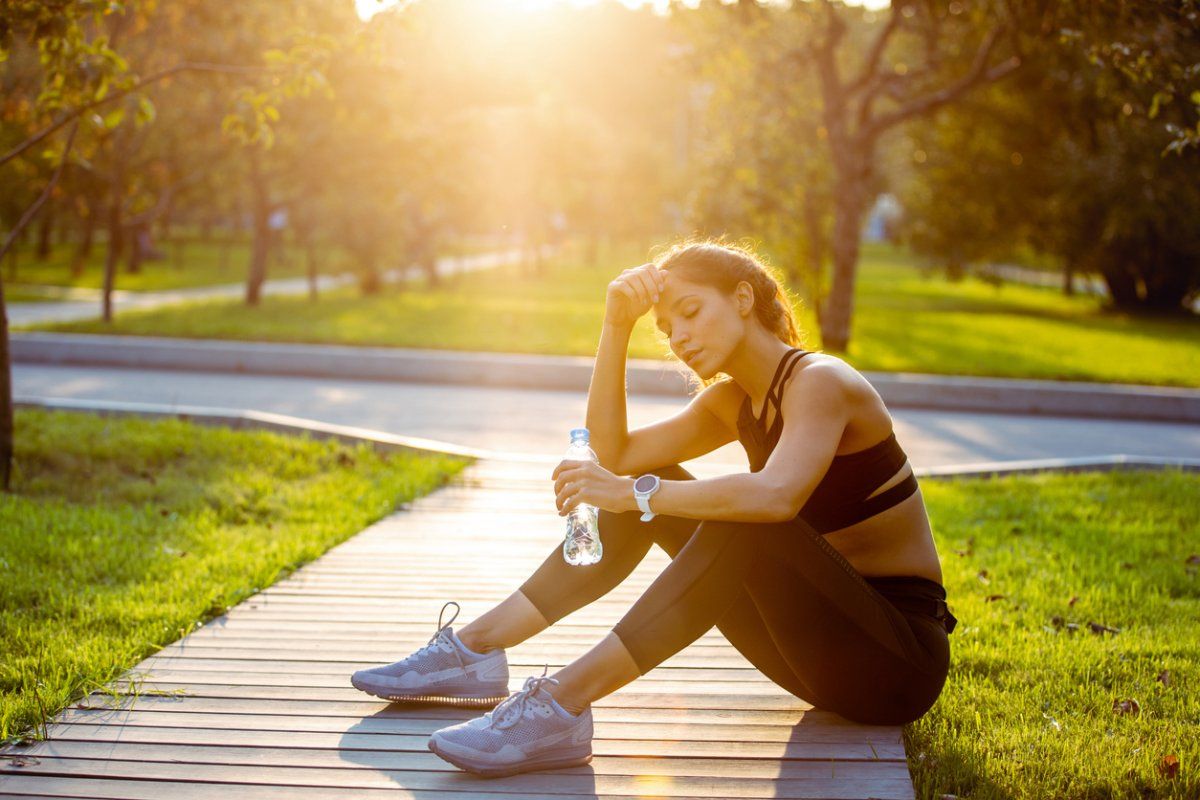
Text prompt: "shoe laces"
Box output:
[[487, 664, 557, 730], [402, 601, 469, 675]]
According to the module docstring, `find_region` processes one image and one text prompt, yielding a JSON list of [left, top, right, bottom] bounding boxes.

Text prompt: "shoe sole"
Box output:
[[351, 675, 507, 708], [428, 736, 592, 778]]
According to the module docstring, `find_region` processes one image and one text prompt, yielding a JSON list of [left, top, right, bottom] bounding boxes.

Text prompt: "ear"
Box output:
[[734, 280, 755, 318]]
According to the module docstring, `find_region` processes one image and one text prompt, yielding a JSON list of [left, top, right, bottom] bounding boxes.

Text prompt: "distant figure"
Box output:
[[350, 237, 957, 779]]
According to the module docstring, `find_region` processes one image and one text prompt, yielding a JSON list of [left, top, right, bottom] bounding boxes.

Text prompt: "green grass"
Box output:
[[2, 236, 341, 293], [18, 238, 1199, 387], [913, 469, 1200, 799], [0, 408, 471, 742], [2, 235, 507, 295]]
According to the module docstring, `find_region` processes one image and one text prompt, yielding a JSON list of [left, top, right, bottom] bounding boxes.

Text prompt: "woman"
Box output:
[[350, 239, 958, 779]]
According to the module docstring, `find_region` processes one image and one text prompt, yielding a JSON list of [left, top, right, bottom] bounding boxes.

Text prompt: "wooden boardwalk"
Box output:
[[0, 458, 916, 799]]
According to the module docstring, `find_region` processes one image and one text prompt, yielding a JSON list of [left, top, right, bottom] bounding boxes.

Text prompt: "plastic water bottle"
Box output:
[[562, 427, 603, 566]]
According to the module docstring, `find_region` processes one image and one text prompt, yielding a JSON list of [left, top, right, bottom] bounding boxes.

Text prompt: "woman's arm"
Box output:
[[584, 320, 635, 470], [648, 363, 849, 524], [585, 263, 667, 469], [553, 361, 850, 525]]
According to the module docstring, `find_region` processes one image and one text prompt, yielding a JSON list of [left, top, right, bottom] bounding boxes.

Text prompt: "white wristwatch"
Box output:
[[632, 474, 662, 522]]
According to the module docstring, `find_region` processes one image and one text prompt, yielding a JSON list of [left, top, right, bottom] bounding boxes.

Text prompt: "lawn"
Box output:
[[914, 468, 1199, 799], [18, 238, 1200, 387], [1, 234, 499, 295], [0, 408, 471, 742], [3, 236, 338, 293]]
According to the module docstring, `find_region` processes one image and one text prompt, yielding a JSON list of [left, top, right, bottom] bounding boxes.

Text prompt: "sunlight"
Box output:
[[356, 0, 892, 21]]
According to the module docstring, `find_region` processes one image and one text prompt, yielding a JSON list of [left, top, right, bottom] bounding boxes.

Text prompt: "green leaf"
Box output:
[[103, 107, 125, 129], [136, 96, 156, 125]]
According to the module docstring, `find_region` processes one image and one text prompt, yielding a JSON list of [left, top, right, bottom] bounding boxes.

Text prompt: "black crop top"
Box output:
[[736, 347, 919, 534]]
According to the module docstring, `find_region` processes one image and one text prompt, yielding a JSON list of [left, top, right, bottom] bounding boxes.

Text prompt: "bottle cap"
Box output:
[[569, 427, 589, 441]]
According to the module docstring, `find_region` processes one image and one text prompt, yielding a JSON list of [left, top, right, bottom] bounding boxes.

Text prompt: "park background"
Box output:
[[1, 1, 1198, 798]]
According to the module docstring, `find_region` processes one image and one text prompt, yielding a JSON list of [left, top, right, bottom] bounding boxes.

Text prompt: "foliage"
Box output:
[[896, 1, 1200, 313]]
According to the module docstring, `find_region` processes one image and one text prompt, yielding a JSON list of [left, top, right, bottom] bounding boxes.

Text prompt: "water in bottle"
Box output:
[[562, 427, 603, 566]]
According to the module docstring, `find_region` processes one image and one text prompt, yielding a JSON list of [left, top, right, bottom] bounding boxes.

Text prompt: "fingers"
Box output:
[[557, 485, 579, 516], [635, 270, 660, 304]]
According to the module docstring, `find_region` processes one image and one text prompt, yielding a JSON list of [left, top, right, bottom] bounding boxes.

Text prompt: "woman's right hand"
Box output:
[[605, 262, 668, 330]]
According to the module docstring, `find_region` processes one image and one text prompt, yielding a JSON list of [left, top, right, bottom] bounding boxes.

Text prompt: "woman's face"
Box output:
[[652, 272, 748, 377]]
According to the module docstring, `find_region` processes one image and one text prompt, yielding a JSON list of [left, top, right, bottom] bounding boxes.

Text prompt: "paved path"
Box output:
[[0, 456, 917, 799], [16, 364, 1200, 477], [8, 246, 551, 326]]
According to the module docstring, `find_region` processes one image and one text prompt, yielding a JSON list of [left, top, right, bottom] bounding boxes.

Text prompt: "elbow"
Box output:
[[593, 444, 627, 475], [768, 487, 802, 524]]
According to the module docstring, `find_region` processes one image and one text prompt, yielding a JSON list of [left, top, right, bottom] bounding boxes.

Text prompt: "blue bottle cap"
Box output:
[[569, 427, 589, 440]]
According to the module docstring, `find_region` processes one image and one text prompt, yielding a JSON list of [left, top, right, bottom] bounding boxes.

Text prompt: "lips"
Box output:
[[683, 348, 703, 366]]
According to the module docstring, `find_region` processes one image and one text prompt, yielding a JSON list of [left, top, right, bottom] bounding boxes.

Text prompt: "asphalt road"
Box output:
[[15, 363, 1200, 479]]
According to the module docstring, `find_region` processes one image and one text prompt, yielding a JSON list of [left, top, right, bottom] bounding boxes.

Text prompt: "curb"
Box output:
[[12, 332, 1200, 424], [18, 396, 1200, 477]]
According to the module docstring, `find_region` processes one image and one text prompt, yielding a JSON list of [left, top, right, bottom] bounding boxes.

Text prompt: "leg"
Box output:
[[456, 590, 549, 654], [547, 495, 951, 725], [534, 464, 827, 712], [458, 465, 699, 656]]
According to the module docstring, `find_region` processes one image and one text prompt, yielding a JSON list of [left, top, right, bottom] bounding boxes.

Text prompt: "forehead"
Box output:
[[653, 276, 706, 327]]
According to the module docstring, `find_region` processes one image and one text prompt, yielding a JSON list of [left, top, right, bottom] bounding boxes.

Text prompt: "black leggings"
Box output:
[[519, 464, 955, 726]]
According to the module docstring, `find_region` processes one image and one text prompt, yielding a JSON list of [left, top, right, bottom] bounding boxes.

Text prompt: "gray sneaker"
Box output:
[[350, 601, 509, 708], [428, 666, 594, 778]]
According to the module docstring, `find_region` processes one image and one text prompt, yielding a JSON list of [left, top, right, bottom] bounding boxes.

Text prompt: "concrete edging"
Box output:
[[18, 396, 1200, 478], [12, 331, 1200, 424]]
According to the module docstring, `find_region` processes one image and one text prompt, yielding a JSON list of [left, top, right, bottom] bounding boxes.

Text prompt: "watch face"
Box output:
[[634, 475, 658, 493]]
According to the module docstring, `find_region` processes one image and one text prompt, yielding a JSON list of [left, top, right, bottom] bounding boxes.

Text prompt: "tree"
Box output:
[[897, 2, 1200, 312]]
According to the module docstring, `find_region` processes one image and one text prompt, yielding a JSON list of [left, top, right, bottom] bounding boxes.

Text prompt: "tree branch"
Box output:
[[864, 25, 1021, 138], [844, 6, 903, 97], [0, 62, 270, 169], [0, 121, 80, 264]]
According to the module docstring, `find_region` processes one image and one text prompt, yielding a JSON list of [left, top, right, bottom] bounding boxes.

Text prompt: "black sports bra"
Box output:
[[736, 347, 919, 534]]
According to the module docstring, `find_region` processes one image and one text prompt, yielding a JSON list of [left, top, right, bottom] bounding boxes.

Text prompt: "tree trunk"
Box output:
[[126, 222, 144, 275], [245, 149, 271, 306], [820, 190, 867, 352], [1062, 261, 1075, 296], [101, 170, 126, 322], [0, 273, 13, 491], [306, 243, 319, 302], [71, 210, 96, 278], [5, 230, 21, 282], [102, 194, 123, 323], [35, 205, 54, 260], [1101, 265, 1140, 309]]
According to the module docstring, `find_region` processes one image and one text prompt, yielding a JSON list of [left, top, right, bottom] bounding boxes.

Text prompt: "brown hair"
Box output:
[[650, 235, 807, 394]]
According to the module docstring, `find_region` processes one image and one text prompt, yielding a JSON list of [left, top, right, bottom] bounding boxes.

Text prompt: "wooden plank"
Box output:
[[0, 775, 905, 800], [12, 740, 904, 772], [135, 657, 771, 681], [0, 757, 917, 798], [63, 695, 854, 727], [94, 682, 819, 712], [41, 724, 904, 760], [48, 712, 901, 746], [49, 719, 902, 753]]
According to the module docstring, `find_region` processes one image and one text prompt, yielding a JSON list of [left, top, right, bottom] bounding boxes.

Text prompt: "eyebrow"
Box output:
[[655, 294, 697, 331]]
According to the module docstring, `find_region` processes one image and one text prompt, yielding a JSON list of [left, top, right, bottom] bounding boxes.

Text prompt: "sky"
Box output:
[[355, 0, 892, 21]]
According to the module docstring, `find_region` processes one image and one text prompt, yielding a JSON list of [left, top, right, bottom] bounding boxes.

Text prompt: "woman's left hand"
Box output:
[[551, 459, 635, 516]]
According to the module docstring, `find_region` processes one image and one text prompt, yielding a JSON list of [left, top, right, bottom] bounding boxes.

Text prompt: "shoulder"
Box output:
[[691, 377, 745, 434], [778, 353, 859, 414]]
